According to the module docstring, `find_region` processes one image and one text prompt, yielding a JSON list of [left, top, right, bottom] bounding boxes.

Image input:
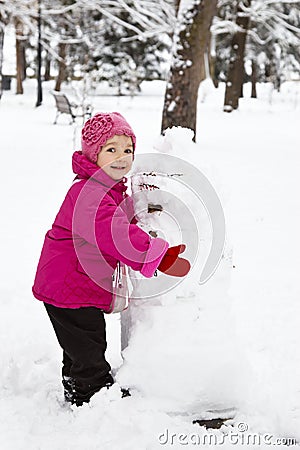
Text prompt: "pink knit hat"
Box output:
[[81, 112, 136, 163]]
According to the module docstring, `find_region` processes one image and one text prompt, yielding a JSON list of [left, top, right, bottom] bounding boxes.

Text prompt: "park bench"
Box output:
[[51, 91, 93, 124]]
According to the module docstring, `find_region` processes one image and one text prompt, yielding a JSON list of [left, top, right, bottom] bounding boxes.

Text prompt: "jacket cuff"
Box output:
[[140, 238, 169, 278]]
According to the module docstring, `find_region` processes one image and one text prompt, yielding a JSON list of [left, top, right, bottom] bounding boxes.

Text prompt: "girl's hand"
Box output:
[[157, 244, 190, 277]]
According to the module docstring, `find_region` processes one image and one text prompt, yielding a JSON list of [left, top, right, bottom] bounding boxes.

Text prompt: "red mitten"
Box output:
[[158, 244, 190, 277]]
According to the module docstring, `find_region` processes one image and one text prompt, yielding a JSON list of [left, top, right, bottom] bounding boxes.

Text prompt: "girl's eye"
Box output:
[[125, 149, 133, 153], [107, 148, 115, 152]]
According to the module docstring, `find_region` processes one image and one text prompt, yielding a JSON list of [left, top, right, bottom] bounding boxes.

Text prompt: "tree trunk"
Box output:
[[240, 75, 244, 98], [161, 0, 217, 141], [0, 27, 4, 100], [174, 0, 181, 16], [21, 44, 26, 80], [251, 59, 257, 98], [15, 18, 24, 94], [54, 43, 67, 91], [36, 0, 43, 108], [223, 0, 251, 112], [0, 9, 11, 101], [44, 50, 51, 81]]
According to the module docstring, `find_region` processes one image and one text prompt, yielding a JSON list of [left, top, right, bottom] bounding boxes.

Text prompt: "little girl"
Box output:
[[32, 112, 190, 407]]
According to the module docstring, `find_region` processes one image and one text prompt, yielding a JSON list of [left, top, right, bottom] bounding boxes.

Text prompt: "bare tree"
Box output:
[[15, 17, 26, 94], [50, 0, 175, 91], [1, 0, 176, 98], [161, 0, 218, 141], [0, 1, 11, 99], [223, 0, 252, 112], [215, 0, 300, 110], [0, 0, 37, 98], [54, 42, 67, 91]]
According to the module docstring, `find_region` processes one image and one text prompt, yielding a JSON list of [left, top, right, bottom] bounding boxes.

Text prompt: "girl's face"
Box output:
[[96, 134, 134, 180]]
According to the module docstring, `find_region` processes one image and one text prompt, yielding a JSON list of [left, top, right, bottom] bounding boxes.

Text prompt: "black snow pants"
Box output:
[[44, 303, 113, 406]]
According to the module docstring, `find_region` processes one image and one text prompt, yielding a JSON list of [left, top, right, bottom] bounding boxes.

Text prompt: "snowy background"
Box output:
[[1, 78, 300, 449]]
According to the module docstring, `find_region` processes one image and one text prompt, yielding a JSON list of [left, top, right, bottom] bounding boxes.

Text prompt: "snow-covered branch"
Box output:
[[211, 17, 247, 35], [215, 0, 300, 44], [264, 0, 300, 4]]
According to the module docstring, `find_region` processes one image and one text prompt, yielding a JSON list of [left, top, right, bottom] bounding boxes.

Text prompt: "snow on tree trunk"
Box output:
[[161, 0, 217, 141], [223, 0, 251, 112], [118, 128, 249, 413], [208, 31, 218, 88]]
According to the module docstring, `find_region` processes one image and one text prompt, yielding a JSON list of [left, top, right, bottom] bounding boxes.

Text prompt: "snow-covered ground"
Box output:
[[1, 78, 300, 449]]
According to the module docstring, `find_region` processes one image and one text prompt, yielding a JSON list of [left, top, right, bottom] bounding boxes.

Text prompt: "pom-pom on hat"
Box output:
[[81, 112, 136, 163]]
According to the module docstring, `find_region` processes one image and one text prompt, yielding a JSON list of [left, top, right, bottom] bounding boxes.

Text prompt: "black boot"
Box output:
[[62, 375, 77, 404], [63, 373, 114, 407]]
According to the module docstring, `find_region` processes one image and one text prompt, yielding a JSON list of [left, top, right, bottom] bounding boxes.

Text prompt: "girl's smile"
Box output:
[[96, 134, 134, 180]]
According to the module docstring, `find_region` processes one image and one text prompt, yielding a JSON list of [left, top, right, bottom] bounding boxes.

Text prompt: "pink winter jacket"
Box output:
[[32, 151, 169, 312]]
